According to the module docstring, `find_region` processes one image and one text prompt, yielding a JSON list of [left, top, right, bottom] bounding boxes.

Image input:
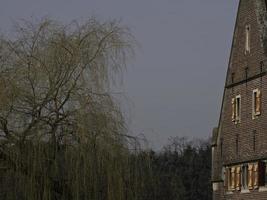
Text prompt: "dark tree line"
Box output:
[[1, 136, 211, 200], [132, 137, 212, 200]]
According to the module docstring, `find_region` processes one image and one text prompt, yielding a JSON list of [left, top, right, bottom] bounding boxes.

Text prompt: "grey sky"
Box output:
[[0, 0, 239, 149]]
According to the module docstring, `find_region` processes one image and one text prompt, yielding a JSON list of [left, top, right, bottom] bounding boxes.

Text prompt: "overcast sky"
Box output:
[[0, 0, 239, 149]]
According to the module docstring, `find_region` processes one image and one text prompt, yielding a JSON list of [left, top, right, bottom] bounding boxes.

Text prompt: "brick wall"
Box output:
[[212, 0, 267, 199]]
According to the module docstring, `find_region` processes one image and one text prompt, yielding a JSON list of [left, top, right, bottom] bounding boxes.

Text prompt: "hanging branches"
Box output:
[[0, 18, 141, 200]]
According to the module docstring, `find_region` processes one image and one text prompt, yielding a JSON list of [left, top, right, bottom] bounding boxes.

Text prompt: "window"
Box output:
[[225, 167, 232, 191], [259, 161, 266, 187], [232, 95, 241, 123], [225, 161, 267, 192], [252, 89, 261, 119], [236, 96, 241, 122], [263, 161, 267, 186], [226, 167, 233, 191], [254, 163, 259, 189], [232, 98, 235, 121], [248, 162, 260, 190], [245, 25, 250, 54], [242, 164, 248, 190], [248, 163, 254, 189], [231, 167, 236, 191], [225, 165, 242, 191], [236, 166, 241, 190]]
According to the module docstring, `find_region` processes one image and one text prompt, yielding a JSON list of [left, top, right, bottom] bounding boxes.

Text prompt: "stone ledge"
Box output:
[[259, 187, 267, 192]]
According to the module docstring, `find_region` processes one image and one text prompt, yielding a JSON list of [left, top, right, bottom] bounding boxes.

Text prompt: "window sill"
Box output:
[[226, 191, 233, 195], [234, 118, 241, 123], [259, 187, 267, 192], [252, 115, 260, 120], [244, 50, 250, 55], [241, 189, 250, 193]]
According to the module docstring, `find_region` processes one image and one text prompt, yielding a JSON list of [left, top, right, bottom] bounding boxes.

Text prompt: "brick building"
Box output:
[[212, 0, 267, 199]]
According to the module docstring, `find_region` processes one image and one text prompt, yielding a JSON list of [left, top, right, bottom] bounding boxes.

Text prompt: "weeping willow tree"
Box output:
[[0, 18, 151, 200]]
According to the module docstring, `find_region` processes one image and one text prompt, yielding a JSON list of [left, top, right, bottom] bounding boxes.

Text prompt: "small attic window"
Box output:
[[245, 25, 251, 54]]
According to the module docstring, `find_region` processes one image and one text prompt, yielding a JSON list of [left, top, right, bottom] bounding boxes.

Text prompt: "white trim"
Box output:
[[213, 182, 219, 191], [245, 24, 251, 54], [232, 98, 236, 122], [259, 187, 267, 192], [235, 95, 241, 124], [241, 189, 250, 193], [252, 89, 260, 119]]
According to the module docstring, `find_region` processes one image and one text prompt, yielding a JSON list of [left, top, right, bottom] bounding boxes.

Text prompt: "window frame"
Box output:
[[225, 161, 267, 193], [252, 89, 261, 119], [231, 167, 236, 191], [242, 164, 248, 190], [232, 95, 241, 123], [248, 163, 254, 190], [235, 95, 241, 124], [236, 166, 241, 190]]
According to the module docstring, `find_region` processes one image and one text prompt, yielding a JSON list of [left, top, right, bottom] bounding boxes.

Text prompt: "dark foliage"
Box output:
[[135, 137, 212, 200]]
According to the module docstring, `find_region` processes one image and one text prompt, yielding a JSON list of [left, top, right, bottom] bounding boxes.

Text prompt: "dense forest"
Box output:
[[131, 137, 212, 200], [1, 137, 211, 200], [0, 18, 211, 200]]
